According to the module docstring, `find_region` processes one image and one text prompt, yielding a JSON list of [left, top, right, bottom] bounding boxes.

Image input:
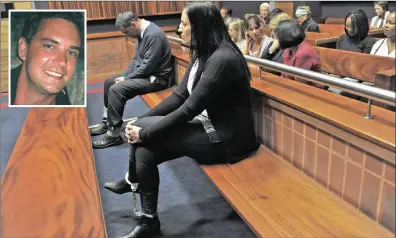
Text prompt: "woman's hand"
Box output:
[[125, 124, 142, 144]]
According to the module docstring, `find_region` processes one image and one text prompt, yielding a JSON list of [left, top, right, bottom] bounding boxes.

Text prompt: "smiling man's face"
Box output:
[[19, 18, 81, 95]]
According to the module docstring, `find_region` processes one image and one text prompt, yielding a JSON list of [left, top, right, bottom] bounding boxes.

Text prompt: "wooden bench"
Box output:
[[141, 86, 394, 238], [312, 46, 395, 95], [1, 108, 107, 238], [324, 17, 345, 25]]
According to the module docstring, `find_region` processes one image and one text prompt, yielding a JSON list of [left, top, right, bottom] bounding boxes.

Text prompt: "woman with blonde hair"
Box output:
[[228, 18, 246, 50], [261, 13, 292, 75], [295, 6, 320, 32]]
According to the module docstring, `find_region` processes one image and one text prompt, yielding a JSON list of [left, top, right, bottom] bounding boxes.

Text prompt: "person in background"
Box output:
[[371, 1, 390, 28], [371, 11, 395, 57], [257, 2, 271, 28], [220, 6, 233, 27], [336, 9, 376, 53], [228, 18, 246, 50], [269, 8, 284, 21], [260, 13, 292, 75], [104, 2, 260, 237], [242, 14, 273, 58], [276, 20, 323, 88], [295, 6, 320, 32]]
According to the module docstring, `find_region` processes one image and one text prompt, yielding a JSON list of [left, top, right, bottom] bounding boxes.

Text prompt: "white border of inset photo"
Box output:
[[8, 9, 87, 108]]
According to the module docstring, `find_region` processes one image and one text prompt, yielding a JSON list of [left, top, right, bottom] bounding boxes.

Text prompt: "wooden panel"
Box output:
[[305, 32, 332, 38], [1, 19, 9, 93], [313, 46, 395, 84], [13, 1, 32, 9], [325, 17, 344, 24], [1, 108, 107, 238], [49, 1, 186, 21], [274, 2, 294, 18], [87, 36, 129, 81], [318, 24, 345, 36]]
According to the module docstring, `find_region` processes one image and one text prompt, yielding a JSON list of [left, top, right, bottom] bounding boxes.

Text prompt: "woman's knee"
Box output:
[[134, 147, 159, 175]]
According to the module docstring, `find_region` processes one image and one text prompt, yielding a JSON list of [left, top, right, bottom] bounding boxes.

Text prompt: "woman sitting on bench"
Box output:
[[336, 9, 376, 54], [276, 19, 323, 89], [103, 2, 260, 238]]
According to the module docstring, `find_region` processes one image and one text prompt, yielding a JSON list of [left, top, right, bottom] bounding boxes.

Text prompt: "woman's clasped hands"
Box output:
[[125, 119, 142, 144]]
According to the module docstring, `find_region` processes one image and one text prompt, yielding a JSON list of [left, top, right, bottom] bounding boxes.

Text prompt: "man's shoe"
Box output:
[[92, 135, 123, 149], [104, 178, 138, 194], [118, 216, 160, 238], [90, 122, 108, 136]]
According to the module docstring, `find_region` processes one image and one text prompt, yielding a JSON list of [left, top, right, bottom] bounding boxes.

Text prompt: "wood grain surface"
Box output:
[[140, 88, 395, 238], [313, 46, 395, 85], [1, 108, 107, 238], [201, 146, 395, 238]]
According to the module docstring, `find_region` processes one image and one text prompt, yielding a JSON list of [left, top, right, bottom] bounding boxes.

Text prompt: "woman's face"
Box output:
[[345, 17, 356, 36], [384, 12, 395, 37], [180, 10, 191, 45], [228, 27, 237, 41], [247, 23, 262, 40], [375, 4, 385, 16]]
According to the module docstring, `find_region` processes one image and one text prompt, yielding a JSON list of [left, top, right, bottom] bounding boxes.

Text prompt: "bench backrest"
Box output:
[[313, 46, 395, 83], [324, 17, 344, 24], [319, 24, 345, 36]]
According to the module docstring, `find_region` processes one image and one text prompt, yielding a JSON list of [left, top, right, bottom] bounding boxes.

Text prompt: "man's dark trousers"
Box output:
[[104, 75, 168, 128]]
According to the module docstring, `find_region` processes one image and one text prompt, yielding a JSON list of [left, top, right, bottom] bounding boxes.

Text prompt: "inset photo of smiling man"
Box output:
[[9, 10, 86, 107]]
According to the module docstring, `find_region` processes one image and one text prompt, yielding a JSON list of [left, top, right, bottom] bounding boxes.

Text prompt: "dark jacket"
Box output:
[[260, 41, 284, 76], [123, 22, 172, 85], [301, 17, 320, 32], [138, 40, 260, 163], [336, 34, 376, 54], [10, 65, 71, 105]]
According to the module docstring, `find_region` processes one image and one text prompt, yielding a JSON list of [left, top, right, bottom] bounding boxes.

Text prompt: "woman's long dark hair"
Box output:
[[184, 2, 251, 82], [344, 10, 370, 42]]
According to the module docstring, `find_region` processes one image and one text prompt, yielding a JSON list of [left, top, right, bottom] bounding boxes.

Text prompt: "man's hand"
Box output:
[[114, 77, 125, 83], [125, 124, 142, 144]]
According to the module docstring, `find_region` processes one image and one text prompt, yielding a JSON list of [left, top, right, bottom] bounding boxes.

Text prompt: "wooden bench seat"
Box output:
[[1, 108, 107, 238], [141, 87, 394, 238]]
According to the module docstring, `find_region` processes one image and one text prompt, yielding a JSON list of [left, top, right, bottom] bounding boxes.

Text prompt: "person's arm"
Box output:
[[370, 16, 376, 27], [138, 63, 193, 118], [293, 52, 324, 89], [139, 50, 235, 141], [125, 34, 164, 79], [242, 33, 251, 55], [336, 35, 343, 50], [310, 23, 320, 33]]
